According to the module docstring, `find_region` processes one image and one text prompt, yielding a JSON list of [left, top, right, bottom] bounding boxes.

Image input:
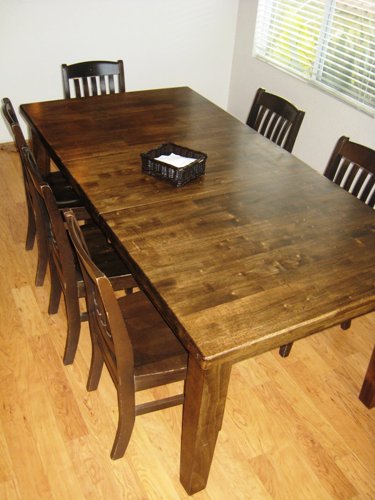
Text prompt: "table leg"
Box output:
[[359, 345, 375, 409], [180, 356, 232, 495], [29, 128, 50, 176]]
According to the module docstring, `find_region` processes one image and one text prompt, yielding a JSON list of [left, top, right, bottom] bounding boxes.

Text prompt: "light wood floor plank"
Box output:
[[0, 374, 54, 499], [0, 146, 374, 499]]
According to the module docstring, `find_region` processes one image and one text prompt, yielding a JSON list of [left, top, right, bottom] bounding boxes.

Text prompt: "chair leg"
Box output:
[[34, 232, 49, 287], [87, 334, 104, 390], [359, 345, 375, 409], [110, 389, 136, 460], [48, 257, 62, 314], [25, 196, 36, 251], [280, 321, 350, 359], [279, 342, 293, 357], [62, 293, 81, 365], [341, 320, 351, 330]]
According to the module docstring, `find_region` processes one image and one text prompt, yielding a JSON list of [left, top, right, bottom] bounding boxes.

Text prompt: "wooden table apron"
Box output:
[[21, 87, 375, 494]]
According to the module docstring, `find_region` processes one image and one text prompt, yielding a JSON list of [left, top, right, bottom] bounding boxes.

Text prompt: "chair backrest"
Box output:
[[62, 60, 125, 98], [64, 209, 135, 389], [2, 97, 29, 183], [2, 98, 37, 247], [22, 147, 78, 297], [246, 88, 305, 153], [1, 97, 28, 151], [324, 136, 375, 208]]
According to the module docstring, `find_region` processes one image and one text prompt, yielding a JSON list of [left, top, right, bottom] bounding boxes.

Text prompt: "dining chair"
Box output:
[[246, 88, 305, 153], [324, 136, 375, 208], [279, 136, 375, 358], [64, 209, 187, 459], [22, 146, 136, 365], [1, 98, 82, 286], [62, 60, 125, 99]]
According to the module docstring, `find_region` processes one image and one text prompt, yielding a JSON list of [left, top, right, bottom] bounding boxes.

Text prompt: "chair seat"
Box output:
[[118, 291, 187, 390], [46, 171, 81, 207]]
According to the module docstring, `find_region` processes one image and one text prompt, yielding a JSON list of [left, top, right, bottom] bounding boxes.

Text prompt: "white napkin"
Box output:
[[154, 153, 195, 169]]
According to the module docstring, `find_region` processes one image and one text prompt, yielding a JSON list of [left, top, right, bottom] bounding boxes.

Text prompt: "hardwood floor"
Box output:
[[0, 143, 374, 499]]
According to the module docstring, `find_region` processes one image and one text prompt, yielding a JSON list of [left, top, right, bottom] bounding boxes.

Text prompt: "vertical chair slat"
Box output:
[[342, 163, 360, 192], [73, 79, 81, 98], [333, 158, 351, 186], [82, 78, 90, 97], [351, 169, 368, 197], [99, 75, 107, 95], [90, 76, 98, 96], [359, 175, 375, 204], [108, 74, 115, 93]]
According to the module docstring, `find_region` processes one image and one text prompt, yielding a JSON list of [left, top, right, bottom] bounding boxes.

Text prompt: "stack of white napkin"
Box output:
[[154, 153, 195, 169]]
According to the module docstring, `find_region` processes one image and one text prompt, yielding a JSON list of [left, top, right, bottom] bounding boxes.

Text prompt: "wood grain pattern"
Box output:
[[0, 144, 375, 497], [180, 357, 232, 493], [20, 88, 375, 362], [20, 88, 375, 494]]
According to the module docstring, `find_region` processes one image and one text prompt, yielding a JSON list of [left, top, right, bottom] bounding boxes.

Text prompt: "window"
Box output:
[[254, 0, 375, 114]]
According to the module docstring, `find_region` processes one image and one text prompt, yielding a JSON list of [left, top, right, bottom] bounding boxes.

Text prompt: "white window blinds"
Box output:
[[254, 0, 375, 114]]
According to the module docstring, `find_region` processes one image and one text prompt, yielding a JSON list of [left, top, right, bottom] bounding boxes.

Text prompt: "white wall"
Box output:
[[227, 0, 375, 173], [0, 0, 239, 142]]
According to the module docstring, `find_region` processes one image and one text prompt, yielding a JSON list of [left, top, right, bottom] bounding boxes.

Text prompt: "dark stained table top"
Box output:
[[21, 87, 375, 367]]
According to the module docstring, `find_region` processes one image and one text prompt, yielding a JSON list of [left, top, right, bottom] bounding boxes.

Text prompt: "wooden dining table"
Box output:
[[21, 87, 375, 494]]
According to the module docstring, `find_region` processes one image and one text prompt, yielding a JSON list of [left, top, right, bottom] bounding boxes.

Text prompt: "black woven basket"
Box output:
[[141, 143, 207, 187]]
